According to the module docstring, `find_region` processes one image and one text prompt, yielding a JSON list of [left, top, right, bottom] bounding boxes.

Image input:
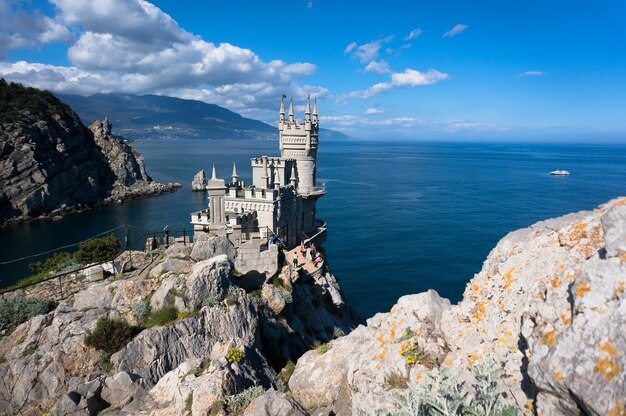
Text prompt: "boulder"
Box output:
[[190, 233, 237, 262], [244, 389, 308, 416]]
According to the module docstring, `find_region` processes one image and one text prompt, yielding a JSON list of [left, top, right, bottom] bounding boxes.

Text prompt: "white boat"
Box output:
[[550, 170, 570, 176]]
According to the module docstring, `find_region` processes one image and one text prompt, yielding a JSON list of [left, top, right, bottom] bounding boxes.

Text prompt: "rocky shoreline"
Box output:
[[1, 181, 182, 228], [0, 81, 180, 227]]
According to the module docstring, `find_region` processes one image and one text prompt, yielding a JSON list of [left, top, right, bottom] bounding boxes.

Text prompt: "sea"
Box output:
[[1, 139, 625, 319]]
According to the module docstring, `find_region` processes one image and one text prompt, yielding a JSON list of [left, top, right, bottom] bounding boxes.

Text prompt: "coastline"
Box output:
[[0, 182, 182, 229]]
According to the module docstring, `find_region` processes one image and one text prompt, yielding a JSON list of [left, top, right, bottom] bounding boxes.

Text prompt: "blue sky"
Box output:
[[1, 0, 625, 141]]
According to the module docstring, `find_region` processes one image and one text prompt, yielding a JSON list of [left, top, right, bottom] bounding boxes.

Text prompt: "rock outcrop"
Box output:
[[191, 169, 207, 191], [0, 80, 180, 225], [0, 232, 359, 415], [289, 197, 626, 415]]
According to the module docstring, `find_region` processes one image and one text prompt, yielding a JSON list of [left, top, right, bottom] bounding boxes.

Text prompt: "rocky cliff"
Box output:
[[0, 80, 179, 225], [0, 234, 359, 415], [1, 197, 625, 416], [287, 197, 626, 415]]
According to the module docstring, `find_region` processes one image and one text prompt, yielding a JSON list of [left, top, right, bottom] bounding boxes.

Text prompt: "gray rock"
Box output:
[[190, 233, 237, 262], [185, 255, 231, 309], [100, 371, 146, 408], [192, 169, 207, 191], [262, 283, 286, 315], [244, 389, 308, 416], [602, 202, 626, 258]]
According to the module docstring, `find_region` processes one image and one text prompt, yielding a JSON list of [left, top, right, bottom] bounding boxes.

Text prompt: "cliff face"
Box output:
[[288, 197, 626, 415], [0, 81, 176, 225]]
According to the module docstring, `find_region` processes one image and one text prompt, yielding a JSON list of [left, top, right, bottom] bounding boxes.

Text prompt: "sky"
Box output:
[[1, 0, 626, 141]]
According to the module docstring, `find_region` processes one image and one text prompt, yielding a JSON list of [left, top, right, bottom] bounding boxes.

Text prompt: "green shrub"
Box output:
[[84, 317, 135, 354], [223, 385, 264, 414], [132, 300, 151, 320], [204, 295, 219, 308], [278, 359, 296, 389], [75, 234, 120, 264], [226, 347, 245, 363], [99, 351, 113, 371], [0, 296, 53, 328], [271, 274, 284, 288], [388, 360, 519, 416], [28, 251, 73, 274], [177, 309, 191, 320], [144, 305, 178, 328], [316, 343, 331, 355], [185, 393, 193, 412]]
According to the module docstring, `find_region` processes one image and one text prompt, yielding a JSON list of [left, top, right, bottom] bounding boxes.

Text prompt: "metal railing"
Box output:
[[0, 228, 192, 301]]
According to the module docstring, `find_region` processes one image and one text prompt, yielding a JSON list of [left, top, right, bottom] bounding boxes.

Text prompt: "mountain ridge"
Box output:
[[57, 93, 350, 142]]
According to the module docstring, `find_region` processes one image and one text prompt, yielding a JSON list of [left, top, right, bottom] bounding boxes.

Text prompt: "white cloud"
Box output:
[[364, 60, 390, 74], [306, 0, 313, 9], [405, 28, 424, 41], [365, 108, 383, 115], [444, 24, 469, 38], [519, 70, 545, 77], [339, 68, 449, 100], [391, 68, 449, 86], [0, 0, 322, 119], [343, 36, 394, 63], [321, 114, 422, 128], [0, 1, 74, 55], [436, 120, 500, 132]]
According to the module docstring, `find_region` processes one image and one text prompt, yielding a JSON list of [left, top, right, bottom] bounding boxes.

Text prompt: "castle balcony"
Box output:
[[300, 186, 326, 198], [302, 219, 327, 247], [191, 209, 210, 227]]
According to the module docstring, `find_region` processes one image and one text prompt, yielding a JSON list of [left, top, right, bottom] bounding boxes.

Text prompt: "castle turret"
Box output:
[[288, 97, 295, 123], [305, 95, 311, 122], [207, 165, 227, 236], [313, 96, 318, 123], [279, 97, 320, 195], [231, 161, 238, 185], [279, 95, 285, 122]]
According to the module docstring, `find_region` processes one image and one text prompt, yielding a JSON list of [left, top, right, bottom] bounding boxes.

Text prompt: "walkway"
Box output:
[[284, 245, 323, 276]]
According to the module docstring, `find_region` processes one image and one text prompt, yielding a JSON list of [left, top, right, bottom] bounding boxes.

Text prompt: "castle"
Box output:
[[190, 96, 326, 249]]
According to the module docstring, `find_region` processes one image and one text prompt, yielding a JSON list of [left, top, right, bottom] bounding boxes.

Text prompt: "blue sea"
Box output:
[[1, 139, 625, 319]]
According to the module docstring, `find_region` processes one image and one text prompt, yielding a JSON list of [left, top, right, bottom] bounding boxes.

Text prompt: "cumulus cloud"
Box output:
[[391, 68, 450, 86], [364, 60, 390, 74], [343, 36, 394, 63], [444, 24, 469, 38], [0, 1, 74, 55], [0, 0, 322, 118], [405, 28, 424, 41], [519, 70, 545, 77], [339, 68, 449, 100], [365, 108, 383, 115]]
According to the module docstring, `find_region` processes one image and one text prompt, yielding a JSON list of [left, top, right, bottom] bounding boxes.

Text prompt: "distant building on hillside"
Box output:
[[191, 96, 326, 248]]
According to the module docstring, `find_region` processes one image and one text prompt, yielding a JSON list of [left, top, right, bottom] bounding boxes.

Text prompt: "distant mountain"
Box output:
[[57, 93, 350, 142]]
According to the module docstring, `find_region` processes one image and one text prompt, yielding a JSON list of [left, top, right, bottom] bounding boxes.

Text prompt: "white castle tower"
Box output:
[[279, 95, 319, 195]]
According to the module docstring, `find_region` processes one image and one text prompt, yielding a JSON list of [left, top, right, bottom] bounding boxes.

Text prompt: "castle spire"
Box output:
[[313, 96, 318, 122], [274, 165, 281, 189], [211, 163, 217, 180], [305, 95, 311, 121], [231, 161, 238, 185], [279, 95, 285, 121], [290, 164, 297, 186], [261, 156, 269, 188], [288, 97, 294, 123]]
